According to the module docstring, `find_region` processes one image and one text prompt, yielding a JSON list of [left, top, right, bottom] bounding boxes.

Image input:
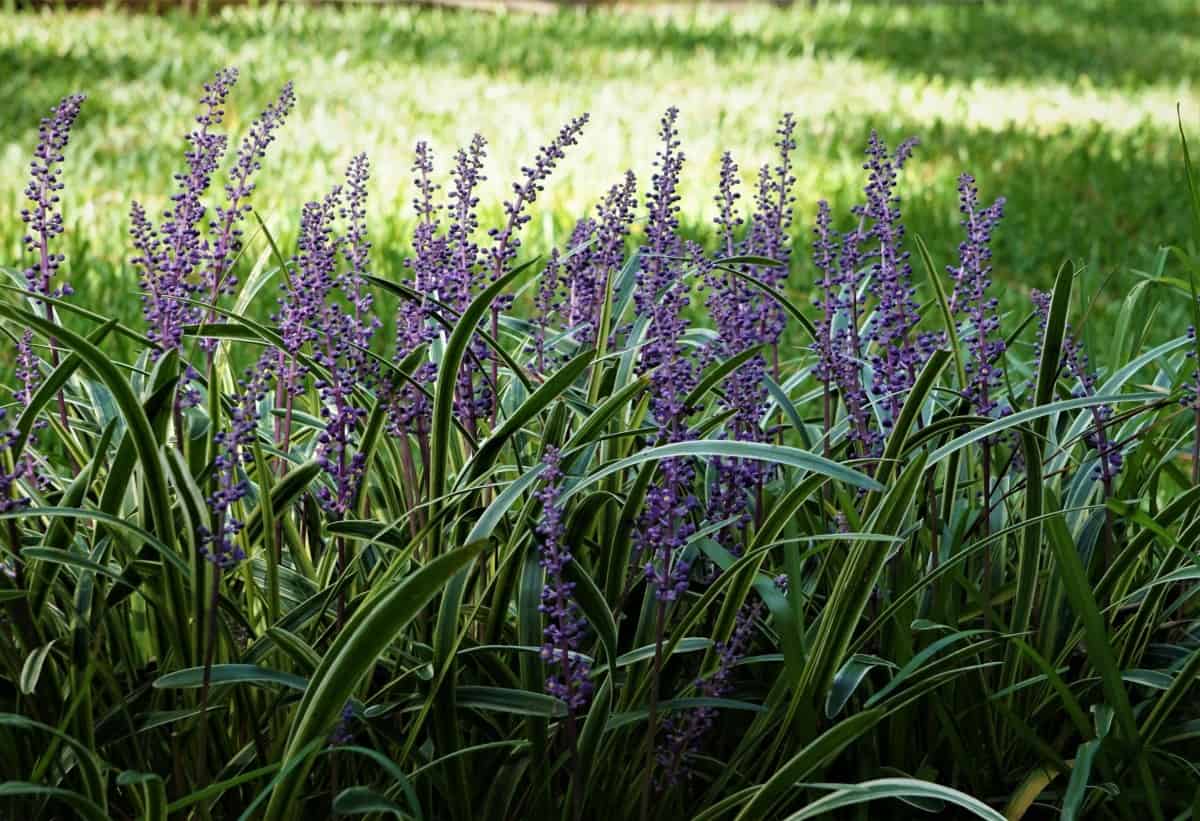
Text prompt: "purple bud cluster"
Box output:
[[948, 174, 1007, 421], [537, 448, 592, 711], [1032, 291, 1123, 485], [636, 109, 700, 601], [22, 93, 85, 302], [658, 599, 763, 785], [329, 703, 357, 746], [860, 132, 921, 429], [200, 354, 275, 569], [0, 407, 31, 515]]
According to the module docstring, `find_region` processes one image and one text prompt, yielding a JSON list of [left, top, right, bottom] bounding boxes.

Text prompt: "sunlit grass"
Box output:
[[1, 0, 1196, 336]]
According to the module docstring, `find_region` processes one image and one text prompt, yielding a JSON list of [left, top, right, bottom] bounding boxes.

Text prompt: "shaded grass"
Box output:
[[0, 0, 1196, 345]]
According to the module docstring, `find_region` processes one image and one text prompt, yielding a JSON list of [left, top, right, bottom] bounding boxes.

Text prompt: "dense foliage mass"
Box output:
[[1, 69, 1199, 820]]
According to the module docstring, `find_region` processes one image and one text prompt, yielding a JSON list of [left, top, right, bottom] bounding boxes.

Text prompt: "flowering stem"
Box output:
[[196, 561, 222, 792], [981, 440, 993, 629], [640, 598, 667, 821], [1193, 409, 1200, 486]]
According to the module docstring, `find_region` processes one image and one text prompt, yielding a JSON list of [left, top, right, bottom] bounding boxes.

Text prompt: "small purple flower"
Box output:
[[0, 407, 32, 515], [22, 93, 85, 302], [329, 702, 357, 746], [538, 448, 593, 711]]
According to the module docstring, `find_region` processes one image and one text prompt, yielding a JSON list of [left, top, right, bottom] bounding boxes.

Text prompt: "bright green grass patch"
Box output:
[[0, 0, 1197, 336]]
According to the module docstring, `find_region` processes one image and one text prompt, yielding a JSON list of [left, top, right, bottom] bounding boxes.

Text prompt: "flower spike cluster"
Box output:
[[314, 156, 379, 517]]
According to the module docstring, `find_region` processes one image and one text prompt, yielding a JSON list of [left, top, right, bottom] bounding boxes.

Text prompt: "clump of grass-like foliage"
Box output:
[[1, 70, 1199, 821]]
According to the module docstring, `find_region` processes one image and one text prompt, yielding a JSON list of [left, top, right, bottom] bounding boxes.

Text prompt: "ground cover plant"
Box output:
[[2, 59, 1200, 821]]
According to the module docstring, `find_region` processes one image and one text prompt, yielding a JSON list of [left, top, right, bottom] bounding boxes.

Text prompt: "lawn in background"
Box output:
[[2, 0, 1197, 349]]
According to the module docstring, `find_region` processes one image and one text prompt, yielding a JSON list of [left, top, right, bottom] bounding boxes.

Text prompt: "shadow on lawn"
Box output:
[[190, 0, 1196, 90]]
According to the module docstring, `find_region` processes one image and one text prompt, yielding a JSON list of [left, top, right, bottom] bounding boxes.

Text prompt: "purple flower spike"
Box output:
[[199, 80, 296, 350], [858, 131, 921, 430], [714, 151, 743, 258], [580, 171, 638, 346], [559, 218, 598, 343], [22, 92, 85, 302], [275, 188, 341, 404], [445, 134, 487, 312], [534, 249, 564, 373], [488, 114, 590, 288], [135, 67, 238, 367], [312, 156, 379, 518], [634, 110, 701, 600], [811, 201, 878, 456], [537, 448, 593, 712], [948, 173, 1007, 422]]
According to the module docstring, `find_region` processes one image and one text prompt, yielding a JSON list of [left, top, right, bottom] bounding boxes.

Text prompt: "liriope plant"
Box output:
[[0, 69, 1197, 821]]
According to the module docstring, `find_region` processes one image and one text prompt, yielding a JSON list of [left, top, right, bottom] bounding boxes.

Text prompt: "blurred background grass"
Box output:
[[1, 0, 1197, 349]]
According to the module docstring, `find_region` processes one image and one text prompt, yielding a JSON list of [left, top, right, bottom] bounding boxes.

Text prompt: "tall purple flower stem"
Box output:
[[486, 115, 589, 426], [21, 92, 85, 434]]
